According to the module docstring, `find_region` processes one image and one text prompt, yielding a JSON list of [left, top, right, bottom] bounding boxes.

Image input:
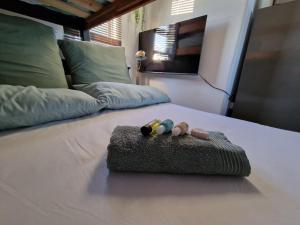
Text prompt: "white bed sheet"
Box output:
[[0, 103, 299, 225]]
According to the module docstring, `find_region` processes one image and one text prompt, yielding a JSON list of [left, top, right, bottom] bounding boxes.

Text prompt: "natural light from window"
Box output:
[[90, 17, 122, 46], [171, 0, 195, 15], [153, 25, 175, 61]]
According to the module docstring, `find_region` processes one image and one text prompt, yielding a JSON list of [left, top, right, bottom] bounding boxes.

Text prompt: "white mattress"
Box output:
[[0, 103, 299, 225]]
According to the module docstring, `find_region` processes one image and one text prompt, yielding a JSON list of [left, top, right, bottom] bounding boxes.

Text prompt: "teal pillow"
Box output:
[[74, 82, 171, 109], [0, 14, 68, 88], [58, 40, 132, 85], [0, 85, 104, 131]]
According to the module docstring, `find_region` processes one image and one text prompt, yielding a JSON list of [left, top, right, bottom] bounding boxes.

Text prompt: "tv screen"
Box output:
[[138, 15, 207, 75]]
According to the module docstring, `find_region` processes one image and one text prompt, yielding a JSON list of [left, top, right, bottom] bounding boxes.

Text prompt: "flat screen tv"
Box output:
[[138, 15, 207, 75]]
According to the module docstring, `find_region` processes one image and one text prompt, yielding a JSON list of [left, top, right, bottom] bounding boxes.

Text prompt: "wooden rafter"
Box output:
[[0, 0, 156, 30], [0, 0, 85, 30], [40, 0, 91, 18], [68, 0, 102, 12], [85, 0, 155, 29]]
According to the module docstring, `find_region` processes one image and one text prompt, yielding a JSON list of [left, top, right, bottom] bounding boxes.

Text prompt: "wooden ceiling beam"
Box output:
[[85, 0, 155, 29], [40, 0, 91, 18], [1, 0, 156, 31], [0, 0, 85, 30], [68, 0, 103, 12]]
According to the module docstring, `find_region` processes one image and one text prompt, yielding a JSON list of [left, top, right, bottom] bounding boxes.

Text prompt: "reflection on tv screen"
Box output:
[[138, 15, 207, 75]]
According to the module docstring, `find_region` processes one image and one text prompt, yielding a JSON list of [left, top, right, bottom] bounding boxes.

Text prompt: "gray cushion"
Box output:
[[0, 14, 68, 88], [58, 40, 132, 85]]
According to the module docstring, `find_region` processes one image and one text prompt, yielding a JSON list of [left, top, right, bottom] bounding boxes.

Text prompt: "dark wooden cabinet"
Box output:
[[232, 1, 300, 132]]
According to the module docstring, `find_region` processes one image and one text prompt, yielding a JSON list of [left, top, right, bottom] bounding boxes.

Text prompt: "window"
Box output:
[[171, 0, 195, 16], [63, 17, 122, 46], [63, 27, 81, 41], [90, 17, 122, 46]]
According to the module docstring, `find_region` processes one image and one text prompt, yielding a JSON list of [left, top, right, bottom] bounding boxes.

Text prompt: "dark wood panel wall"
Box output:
[[231, 1, 300, 132]]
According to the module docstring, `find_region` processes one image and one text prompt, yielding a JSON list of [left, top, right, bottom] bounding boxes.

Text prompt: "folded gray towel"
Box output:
[[107, 126, 251, 176]]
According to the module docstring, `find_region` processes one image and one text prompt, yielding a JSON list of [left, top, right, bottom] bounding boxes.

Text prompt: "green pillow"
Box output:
[[58, 40, 132, 85], [0, 85, 104, 131], [0, 14, 68, 88]]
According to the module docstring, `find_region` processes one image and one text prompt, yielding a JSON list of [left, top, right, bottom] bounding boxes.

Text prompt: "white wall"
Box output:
[[122, 0, 256, 114]]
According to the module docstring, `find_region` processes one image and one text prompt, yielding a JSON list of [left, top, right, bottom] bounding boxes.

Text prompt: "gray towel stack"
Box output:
[[107, 126, 251, 176]]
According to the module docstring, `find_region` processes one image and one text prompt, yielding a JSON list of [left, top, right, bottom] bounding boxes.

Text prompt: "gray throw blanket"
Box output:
[[107, 126, 251, 176]]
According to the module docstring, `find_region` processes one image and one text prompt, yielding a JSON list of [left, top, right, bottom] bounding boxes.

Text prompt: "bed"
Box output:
[[0, 2, 299, 224], [1, 103, 300, 225]]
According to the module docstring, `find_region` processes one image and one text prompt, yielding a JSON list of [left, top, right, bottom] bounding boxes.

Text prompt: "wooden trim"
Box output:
[[0, 0, 85, 30], [90, 32, 121, 46], [68, 0, 102, 12], [40, 0, 91, 18], [85, 0, 155, 29]]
